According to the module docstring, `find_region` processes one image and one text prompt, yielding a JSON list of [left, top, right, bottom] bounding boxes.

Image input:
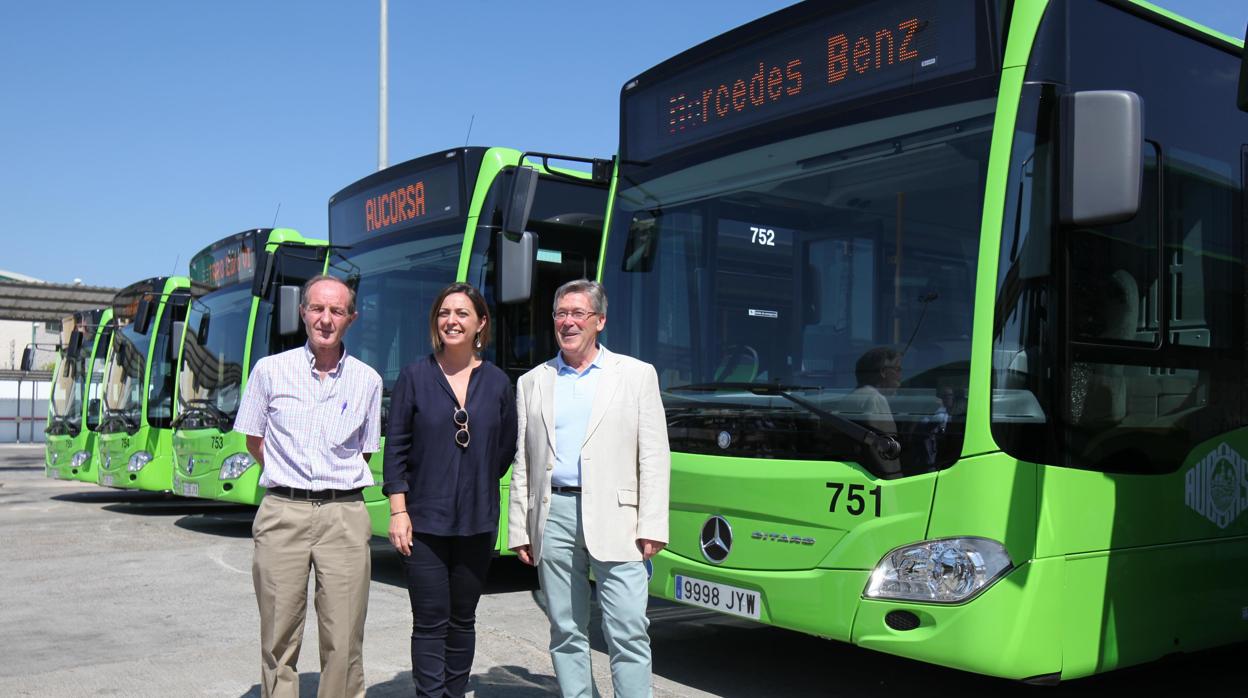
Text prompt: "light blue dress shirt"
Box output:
[[551, 344, 608, 487]]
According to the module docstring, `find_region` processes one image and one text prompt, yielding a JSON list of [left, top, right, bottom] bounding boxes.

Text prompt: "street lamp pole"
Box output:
[[379, 0, 389, 171]]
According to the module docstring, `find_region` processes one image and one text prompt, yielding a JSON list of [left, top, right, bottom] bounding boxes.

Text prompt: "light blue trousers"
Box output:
[[538, 492, 653, 698]]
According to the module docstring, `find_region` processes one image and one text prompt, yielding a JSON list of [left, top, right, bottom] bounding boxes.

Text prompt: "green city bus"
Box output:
[[44, 307, 113, 482], [96, 276, 193, 492], [595, 0, 1248, 681], [171, 228, 328, 503], [325, 146, 610, 541]]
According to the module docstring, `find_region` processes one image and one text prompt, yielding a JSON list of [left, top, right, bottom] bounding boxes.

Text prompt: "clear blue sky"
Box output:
[[1, 1, 1243, 288]]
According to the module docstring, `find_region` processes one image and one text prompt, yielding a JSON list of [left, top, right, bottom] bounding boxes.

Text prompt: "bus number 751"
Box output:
[[826, 482, 881, 517]]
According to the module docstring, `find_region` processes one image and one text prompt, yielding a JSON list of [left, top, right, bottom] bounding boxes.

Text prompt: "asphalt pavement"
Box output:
[[1, 443, 1242, 697]]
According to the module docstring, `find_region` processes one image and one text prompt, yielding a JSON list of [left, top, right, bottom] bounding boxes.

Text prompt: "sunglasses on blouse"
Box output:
[[453, 408, 470, 448]]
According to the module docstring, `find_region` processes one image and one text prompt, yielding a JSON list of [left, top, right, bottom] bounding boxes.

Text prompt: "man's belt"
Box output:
[[551, 485, 582, 494], [267, 486, 364, 501]]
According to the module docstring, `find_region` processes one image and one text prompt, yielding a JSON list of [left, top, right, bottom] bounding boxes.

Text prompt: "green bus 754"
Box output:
[[45, 307, 113, 482], [171, 228, 328, 503], [325, 146, 610, 541], [96, 277, 193, 492], [598, 0, 1248, 682]]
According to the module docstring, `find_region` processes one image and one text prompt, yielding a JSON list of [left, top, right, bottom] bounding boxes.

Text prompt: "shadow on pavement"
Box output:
[[470, 665, 560, 696], [174, 509, 257, 538], [53, 490, 172, 504], [98, 495, 257, 517]]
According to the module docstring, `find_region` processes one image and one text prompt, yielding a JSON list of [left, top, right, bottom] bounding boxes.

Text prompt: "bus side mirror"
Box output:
[[502, 166, 540, 236], [1059, 90, 1143, 226], [252, 247, 274, 298], [1238, 25, 1247, 112], [87, 399, 101, 430], [498, 231, 537, 304], [133, 297, 156, 335], [278, 285, 302, 336], [67, 332, 84, 358], [20, 347, 34, 372], [170, 321, 186, 361]]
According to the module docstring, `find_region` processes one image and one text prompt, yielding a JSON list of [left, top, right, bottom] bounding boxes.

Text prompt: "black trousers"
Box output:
[[401, 531, 493, 697]]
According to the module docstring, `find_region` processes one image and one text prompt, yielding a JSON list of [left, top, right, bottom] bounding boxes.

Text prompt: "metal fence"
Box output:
[[0, 370, 51, 443]]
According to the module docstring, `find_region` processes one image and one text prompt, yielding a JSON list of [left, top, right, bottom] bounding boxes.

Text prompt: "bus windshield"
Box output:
[[341, 222, 466, 394], [102, 323, 148, 433], [48, 353, 85, 434], [178, 284, 252, 427], [604, 96, 993, 473]]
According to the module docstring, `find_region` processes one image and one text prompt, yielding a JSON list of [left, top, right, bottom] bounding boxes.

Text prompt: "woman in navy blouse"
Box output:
[[384, 282, 517, 697]]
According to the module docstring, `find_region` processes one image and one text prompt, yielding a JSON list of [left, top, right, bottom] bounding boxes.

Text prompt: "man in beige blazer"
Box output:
[[509, 279, 670, 698]]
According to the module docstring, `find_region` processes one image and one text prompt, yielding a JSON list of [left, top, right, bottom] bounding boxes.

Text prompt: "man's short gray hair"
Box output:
[[553, 279, 607, 316], [300, 275, 356, 315]]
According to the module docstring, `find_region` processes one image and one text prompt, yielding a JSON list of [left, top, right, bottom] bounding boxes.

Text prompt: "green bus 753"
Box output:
[[326, 146, 610, 541], [598, 0, 1248, 682], [171, 228, 328, 503], [96, 277, 193, 492], [45, 307, 113, 482]]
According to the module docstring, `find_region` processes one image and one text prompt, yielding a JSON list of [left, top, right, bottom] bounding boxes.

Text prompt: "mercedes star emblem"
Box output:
[[700, 515, 733, 564]]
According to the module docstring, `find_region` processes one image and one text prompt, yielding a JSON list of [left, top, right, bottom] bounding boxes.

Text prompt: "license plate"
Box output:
[[100, 474, 115, 487], [674, 574, 761, 620], [179, 481, 199, 498]]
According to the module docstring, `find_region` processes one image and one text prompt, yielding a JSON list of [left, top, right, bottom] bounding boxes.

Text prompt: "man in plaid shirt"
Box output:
[[235, 275, 382, 698]]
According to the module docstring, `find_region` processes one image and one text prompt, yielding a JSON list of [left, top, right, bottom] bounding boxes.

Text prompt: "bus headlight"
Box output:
[[220, 453, 256, 480], [71, 451, 90, 468], [127, 451, 153, 472], [864, 537, 1012, 604]]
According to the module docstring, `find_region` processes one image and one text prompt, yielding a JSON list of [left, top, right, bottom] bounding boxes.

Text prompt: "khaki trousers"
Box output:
[[252, 493, 372, 698]]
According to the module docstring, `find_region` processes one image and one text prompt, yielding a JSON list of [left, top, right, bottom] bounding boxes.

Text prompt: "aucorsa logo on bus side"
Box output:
[[1185, 443, 1248, 529]]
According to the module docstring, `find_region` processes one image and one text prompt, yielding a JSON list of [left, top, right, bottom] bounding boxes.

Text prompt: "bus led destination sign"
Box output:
[[190, 231, 259, 289], [330, 161, 461, 247], [624, 0, 979, 161]]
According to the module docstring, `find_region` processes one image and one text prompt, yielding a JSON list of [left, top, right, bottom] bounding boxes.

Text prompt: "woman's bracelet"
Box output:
[[390, 510, 408, 517]]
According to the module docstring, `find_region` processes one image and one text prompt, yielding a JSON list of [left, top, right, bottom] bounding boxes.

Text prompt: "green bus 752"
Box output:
[[44, 307, 113, 482], [325, 146, 610, 542], [171, 228, 328, 503], [96, 277, 193, 492], [598, 0, 1248, 682]]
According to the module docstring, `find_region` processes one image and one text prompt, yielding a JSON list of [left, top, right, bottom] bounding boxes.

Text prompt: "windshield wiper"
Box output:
[[173, 399, 232, 430], [666, 382, 901, 460], [100, 410, 139, 434]]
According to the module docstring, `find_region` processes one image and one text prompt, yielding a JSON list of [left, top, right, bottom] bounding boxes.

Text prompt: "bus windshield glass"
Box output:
[[605, 93, 994, 473], [102, 322, 149, 432], [340, 222, 466, 394], [179, 284, 252, 427], [50, 353, 84, 425]]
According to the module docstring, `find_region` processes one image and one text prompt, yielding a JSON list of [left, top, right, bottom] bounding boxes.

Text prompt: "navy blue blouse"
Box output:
[[382, 354, 518, 537]]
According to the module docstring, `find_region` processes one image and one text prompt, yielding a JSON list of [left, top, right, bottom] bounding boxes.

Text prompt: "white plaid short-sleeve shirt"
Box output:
[[234, 343, 381, 490]]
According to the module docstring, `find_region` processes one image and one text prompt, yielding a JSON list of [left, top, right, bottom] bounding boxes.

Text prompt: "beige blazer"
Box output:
[[508, 347, 670, 564]]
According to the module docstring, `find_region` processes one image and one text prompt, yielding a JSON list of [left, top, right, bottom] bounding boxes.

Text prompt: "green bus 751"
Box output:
[[171, 228, 328, 503], [96, 277, 193, 492], [325, 146, 610, 541], [45, 307, 113, 482], [598, 0, 1248, 682]]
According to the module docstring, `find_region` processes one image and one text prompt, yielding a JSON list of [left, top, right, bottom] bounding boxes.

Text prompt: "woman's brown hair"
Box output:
[[428, 282, 491, 353]]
